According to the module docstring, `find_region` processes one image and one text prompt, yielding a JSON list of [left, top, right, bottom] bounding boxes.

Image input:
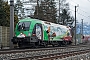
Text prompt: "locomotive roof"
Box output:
[[19, 18, 41, 22], [18, 18, 70, 29]]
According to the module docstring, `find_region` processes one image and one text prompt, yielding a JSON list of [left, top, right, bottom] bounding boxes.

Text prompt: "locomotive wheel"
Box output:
[[68, 41, 72, 45], [44, 44, 47, 47], [52, 44, 55, 47], [58, 42, 62, 46], [30, 42, 39, 48], [63, 41, 67, 46], [34, 42, 39, 48], [18, 43, 23, 48]]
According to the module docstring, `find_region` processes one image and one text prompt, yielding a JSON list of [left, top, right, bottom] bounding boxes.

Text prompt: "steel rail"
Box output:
[[0, 44, 90, 60], [14, 49, 90, 60]]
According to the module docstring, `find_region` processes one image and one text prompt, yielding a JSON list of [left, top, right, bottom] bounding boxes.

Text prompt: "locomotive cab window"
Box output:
[[17, 22, 31, 31]]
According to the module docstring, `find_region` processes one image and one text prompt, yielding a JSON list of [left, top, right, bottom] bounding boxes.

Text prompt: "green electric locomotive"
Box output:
[[12, 18, 72, 48]]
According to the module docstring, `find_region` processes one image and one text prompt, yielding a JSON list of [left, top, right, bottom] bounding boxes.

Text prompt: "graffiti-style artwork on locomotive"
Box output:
[[43, 22, 72, 42], [11, 18, 72, 48]]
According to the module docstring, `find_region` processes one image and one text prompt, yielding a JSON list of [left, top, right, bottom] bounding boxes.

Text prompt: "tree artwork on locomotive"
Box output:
[[11, 18, 72, 48]]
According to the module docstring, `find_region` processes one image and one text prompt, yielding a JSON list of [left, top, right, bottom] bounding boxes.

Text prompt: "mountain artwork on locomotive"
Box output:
[[11, 18, 72, 48]]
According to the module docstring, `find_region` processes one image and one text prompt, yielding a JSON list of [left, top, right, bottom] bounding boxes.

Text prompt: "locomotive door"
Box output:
[[34, 23, 43, 40]]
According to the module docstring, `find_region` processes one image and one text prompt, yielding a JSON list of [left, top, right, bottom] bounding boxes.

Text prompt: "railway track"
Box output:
[[16, 49, 90, 60], [0, 44, 90, 60]]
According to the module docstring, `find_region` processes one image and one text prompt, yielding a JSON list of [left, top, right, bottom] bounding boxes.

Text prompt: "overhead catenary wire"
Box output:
[[70, 9, 90, 19], [68, 1, 90, 19], [67, 0, 79, 5], [69, 3, 90, 15], [68, 0, 90, 15]]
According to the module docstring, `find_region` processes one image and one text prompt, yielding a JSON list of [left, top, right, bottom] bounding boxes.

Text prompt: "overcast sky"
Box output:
[[67, 0, 90, 24]]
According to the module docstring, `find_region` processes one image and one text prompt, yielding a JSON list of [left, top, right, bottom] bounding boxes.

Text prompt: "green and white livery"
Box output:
[[12, 18, 72, 48]]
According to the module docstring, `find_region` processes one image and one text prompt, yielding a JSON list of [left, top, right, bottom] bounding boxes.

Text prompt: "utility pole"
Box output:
[[37, 0, 39, 18], [80, 25, 82, 43], [10, 0, 14, 48], [75, 6, 77, 45], [58, 0, 60, 24], [81, 19, 83, 38]]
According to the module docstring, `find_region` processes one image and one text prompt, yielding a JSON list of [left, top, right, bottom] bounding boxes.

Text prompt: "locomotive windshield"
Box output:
[[17, 21, 31, 31]]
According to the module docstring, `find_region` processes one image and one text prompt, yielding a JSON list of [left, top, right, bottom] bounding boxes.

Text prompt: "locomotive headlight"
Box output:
[[20, 33, 23, 34], [28, 32, 31, 36]]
